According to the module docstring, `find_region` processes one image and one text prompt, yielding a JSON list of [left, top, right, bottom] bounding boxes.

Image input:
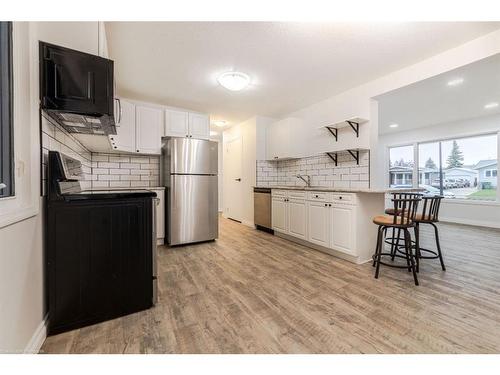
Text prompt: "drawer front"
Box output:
[[307, 191, 332, 202], [332, 193, 356, 204], [271, 189, 288, 197], [288, 190, 306, 199]]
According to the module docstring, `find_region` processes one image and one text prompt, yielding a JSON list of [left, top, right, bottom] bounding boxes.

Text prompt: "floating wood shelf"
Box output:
[[321, 117, 368, 141]]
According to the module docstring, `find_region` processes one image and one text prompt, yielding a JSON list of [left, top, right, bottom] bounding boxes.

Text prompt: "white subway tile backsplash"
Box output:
[[98, 174, 120, 181], [109, 181, 131, 188], [131, 181, 149, 187], [256, 150, 370, 189], [120, 163, 140, 169], [98, 162, 119, 169], [120, 175, 141, 181], [41, 113, 163, 192]]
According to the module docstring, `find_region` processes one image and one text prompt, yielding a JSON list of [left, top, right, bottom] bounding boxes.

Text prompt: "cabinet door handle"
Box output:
[[339, 196, 343, 200]]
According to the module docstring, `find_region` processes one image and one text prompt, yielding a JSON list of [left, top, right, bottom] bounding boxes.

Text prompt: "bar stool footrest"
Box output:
[[372, 252, 412, 269]]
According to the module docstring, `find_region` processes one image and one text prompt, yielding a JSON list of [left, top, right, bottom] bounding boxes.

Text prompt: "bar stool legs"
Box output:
[[431, 222, 446, 271], [404, 229, 419, 285], [372, 225, 419, 286]]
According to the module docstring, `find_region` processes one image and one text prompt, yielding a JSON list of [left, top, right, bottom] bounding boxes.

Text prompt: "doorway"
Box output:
[[224, 137, 243, 222]]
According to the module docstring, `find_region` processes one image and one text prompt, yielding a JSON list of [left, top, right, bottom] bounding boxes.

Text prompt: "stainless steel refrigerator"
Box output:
[[161, 137, 218, 245]]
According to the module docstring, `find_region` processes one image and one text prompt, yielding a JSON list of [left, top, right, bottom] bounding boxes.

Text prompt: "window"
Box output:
[[389, 145, 414, 188], [390, 134, 498, 201], [0, 21, 13, 198]]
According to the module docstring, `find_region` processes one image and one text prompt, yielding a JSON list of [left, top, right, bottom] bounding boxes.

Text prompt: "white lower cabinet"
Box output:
[[271, 196, 288, 233], [330, 203, 356, 256], [287, 199, 307, 240], [307, 201, 330, 247], [272, 190, 358, 257]]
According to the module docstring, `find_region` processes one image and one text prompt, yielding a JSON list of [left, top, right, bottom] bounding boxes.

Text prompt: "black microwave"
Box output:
[[39, 41, 116, 135]]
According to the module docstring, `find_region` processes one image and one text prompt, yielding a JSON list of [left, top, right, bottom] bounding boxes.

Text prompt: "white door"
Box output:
[[110, 99, 136, 153], [224, 137, 243, 221], [136, 105, 163, 154], [287, 198, 307, 239], [330, 204, 355, 255], [272, 197, 287, 233], [188, 113, 210, 139], [165, 109, 189, 138], [307, 201, 330, 247]]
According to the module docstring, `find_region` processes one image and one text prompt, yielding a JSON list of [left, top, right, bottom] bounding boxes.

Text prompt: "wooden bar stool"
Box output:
[[372, 196, 421, 285], [412, 195, 446, 272], [384, 192, 423, 261]]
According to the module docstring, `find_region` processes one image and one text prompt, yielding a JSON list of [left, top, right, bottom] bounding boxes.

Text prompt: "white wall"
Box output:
[[378, 115, 500, 228], [0, 21, 102, 353], [222, 116, 272, 226], [271, 28, 500, 189], [270, 28, 500, 228]]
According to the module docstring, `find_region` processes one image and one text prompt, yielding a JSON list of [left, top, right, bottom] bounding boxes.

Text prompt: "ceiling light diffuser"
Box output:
[[210, 131, 218, 136], [217, 71, 250, 91], [212, 120, 227, 127], [484, 102, 499, 109], [389, 123, 399, 128], [447, 78, 464, 86]]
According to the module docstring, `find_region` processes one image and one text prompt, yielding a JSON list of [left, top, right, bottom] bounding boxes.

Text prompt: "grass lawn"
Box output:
[[467, 189, 497, 200]]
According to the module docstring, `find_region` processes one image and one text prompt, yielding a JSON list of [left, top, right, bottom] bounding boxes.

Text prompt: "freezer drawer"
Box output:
[[168, 174, 218, 245]]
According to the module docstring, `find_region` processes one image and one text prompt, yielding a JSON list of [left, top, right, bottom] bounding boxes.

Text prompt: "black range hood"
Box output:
[[40, 41, 117, 135]]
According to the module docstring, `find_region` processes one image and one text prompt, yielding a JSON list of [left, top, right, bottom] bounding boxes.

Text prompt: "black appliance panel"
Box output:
[[40, 42, 113, 115]]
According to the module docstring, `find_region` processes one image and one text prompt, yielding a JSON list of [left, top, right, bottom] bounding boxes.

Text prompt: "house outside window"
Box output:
[[389, 134, 498, 201]]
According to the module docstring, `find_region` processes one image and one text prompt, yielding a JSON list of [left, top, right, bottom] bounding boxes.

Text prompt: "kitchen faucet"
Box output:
[[296, 174, 311, 187]]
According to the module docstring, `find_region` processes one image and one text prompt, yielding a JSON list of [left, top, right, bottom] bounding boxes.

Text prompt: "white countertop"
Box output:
[[255, 186, 424, 194]]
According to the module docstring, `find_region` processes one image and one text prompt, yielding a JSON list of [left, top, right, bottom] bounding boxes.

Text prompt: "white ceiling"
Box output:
[[106, 22, 500, 126], [377, 52, 500, 134]]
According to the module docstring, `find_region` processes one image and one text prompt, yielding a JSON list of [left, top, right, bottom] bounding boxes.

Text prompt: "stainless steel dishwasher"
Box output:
[[254, 187, 273, 233]]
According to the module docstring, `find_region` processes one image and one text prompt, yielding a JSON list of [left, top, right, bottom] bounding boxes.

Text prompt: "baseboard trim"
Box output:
[[275, 231, 360, 264], [440, 216, 500, 229], [24, 314, 48, 354]]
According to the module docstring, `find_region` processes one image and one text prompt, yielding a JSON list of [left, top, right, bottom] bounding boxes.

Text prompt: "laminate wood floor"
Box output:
[[40, 217, 500, 353]]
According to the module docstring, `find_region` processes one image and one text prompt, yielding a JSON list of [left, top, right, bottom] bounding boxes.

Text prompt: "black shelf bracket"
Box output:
[[325, 126, 338, 141], [347, 149, 360, 165], [326, 152, 338, 166], [346, 120, 360, 138]]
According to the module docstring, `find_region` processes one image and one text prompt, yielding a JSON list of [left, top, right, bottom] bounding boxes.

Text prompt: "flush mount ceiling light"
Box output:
[[212, 120, 228, 127], [389, 123, 399, 128], [484, 102, 499, 109], [210, 131, 218, 137], [447, 78, 464, 86], [217, 71, 250, 91]]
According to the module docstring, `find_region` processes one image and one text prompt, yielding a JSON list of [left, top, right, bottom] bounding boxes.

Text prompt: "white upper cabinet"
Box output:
[[108, 99, 209, 155], [135, 105, 163, 154], [165, 109, 189, 138], [266, 117, 300, 160], [110, 99, 136, 153], [165, 110, 210, 139], [188, 113, 210, 139]]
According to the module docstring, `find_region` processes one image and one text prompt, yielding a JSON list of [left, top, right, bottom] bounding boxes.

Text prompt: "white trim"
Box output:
[[440, 216, 500, 229], [24, 315, 48, 354], [442, 198, 500, 207], [0, 23, 40, 228]]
